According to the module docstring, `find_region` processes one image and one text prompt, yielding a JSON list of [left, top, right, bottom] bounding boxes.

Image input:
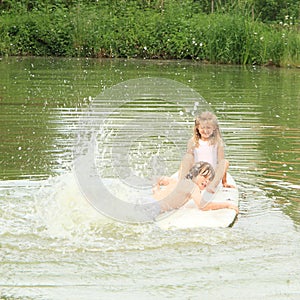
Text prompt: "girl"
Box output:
[[179, 111, 234, 190], [152, 161, 238, 214]]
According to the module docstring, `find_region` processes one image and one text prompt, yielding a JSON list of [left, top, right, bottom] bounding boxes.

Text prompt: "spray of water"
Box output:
[[73, 77, 214, 223]]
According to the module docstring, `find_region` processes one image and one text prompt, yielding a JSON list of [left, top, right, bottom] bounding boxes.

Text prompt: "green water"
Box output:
[[0, 57, 299, 300]]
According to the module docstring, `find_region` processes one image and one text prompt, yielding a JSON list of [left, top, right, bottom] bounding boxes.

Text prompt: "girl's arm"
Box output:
[[201, 201, 239, 214], [186, 138, 195, 155], [178, 138, 194, 180], [217, 145, 235, 188], [217, 144, 225, 162], [192, 185, 238, 213], [191, 187, 203, 208]]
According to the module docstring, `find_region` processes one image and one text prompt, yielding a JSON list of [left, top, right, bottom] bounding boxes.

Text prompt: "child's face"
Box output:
[[197, 122, 215, 140], [196, 174, 210, 190]]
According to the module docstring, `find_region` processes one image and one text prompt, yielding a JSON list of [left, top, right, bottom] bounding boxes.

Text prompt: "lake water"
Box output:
[[0, 57, 299, 300]]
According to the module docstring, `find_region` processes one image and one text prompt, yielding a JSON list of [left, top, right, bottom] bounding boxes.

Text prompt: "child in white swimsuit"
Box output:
[[179, 111, 235, 190]]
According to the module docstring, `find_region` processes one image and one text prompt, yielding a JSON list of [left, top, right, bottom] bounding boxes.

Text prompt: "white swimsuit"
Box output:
[[193, 140, 218, 169]]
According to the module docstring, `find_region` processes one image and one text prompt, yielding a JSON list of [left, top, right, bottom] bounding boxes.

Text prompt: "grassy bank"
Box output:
[[0, 1, 299, 66]]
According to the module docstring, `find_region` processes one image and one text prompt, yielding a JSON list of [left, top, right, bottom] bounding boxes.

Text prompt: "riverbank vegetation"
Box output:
[[0, 0, 299, 66]]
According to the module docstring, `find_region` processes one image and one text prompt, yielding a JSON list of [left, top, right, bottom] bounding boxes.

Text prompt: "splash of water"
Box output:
[[73, 77, 212, 223]]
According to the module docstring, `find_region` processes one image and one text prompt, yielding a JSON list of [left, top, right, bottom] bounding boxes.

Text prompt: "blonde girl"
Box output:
[[179, 111, 234, 189]]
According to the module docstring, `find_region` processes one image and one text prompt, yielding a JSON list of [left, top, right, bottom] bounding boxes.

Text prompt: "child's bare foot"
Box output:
[[222, 182, 236, 188]]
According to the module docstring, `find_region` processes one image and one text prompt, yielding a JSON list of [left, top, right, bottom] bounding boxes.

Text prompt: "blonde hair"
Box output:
[[185, 161, 215, 181], [193, 111, 224, 147]]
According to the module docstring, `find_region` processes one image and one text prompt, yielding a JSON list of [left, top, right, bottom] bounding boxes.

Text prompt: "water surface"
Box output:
[[0, 57, 299, 300]]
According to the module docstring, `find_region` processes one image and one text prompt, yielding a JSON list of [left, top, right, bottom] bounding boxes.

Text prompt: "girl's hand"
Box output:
[[158, 176, 171, 186], [228, 203, 239, 214], [205, 186, 216, 193]]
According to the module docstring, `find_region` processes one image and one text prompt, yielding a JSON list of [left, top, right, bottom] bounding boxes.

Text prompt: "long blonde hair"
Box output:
[[193, 111, 224, 147]]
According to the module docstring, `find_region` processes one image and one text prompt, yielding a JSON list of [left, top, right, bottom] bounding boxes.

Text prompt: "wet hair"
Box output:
[[185, 161, 215, 181], [193, 111, 224, 147]]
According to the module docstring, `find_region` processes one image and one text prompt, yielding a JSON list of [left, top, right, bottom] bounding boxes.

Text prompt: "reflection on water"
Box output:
[[0, 57, 299, 299]]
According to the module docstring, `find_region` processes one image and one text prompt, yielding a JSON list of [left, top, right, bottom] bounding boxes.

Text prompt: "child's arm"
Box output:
[[186, 138, 195, 155], [190, 185, 239, 213], [178, 138, 194, 180], [221, 162, 235, 188], [191, 186, 203, 208], [217, 144, 225, 161], [217, 146, 235, 188], [201, 201, 239, 214]]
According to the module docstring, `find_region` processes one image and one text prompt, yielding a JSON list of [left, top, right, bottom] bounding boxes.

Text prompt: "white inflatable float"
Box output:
[[73, 154, 239, 230]]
